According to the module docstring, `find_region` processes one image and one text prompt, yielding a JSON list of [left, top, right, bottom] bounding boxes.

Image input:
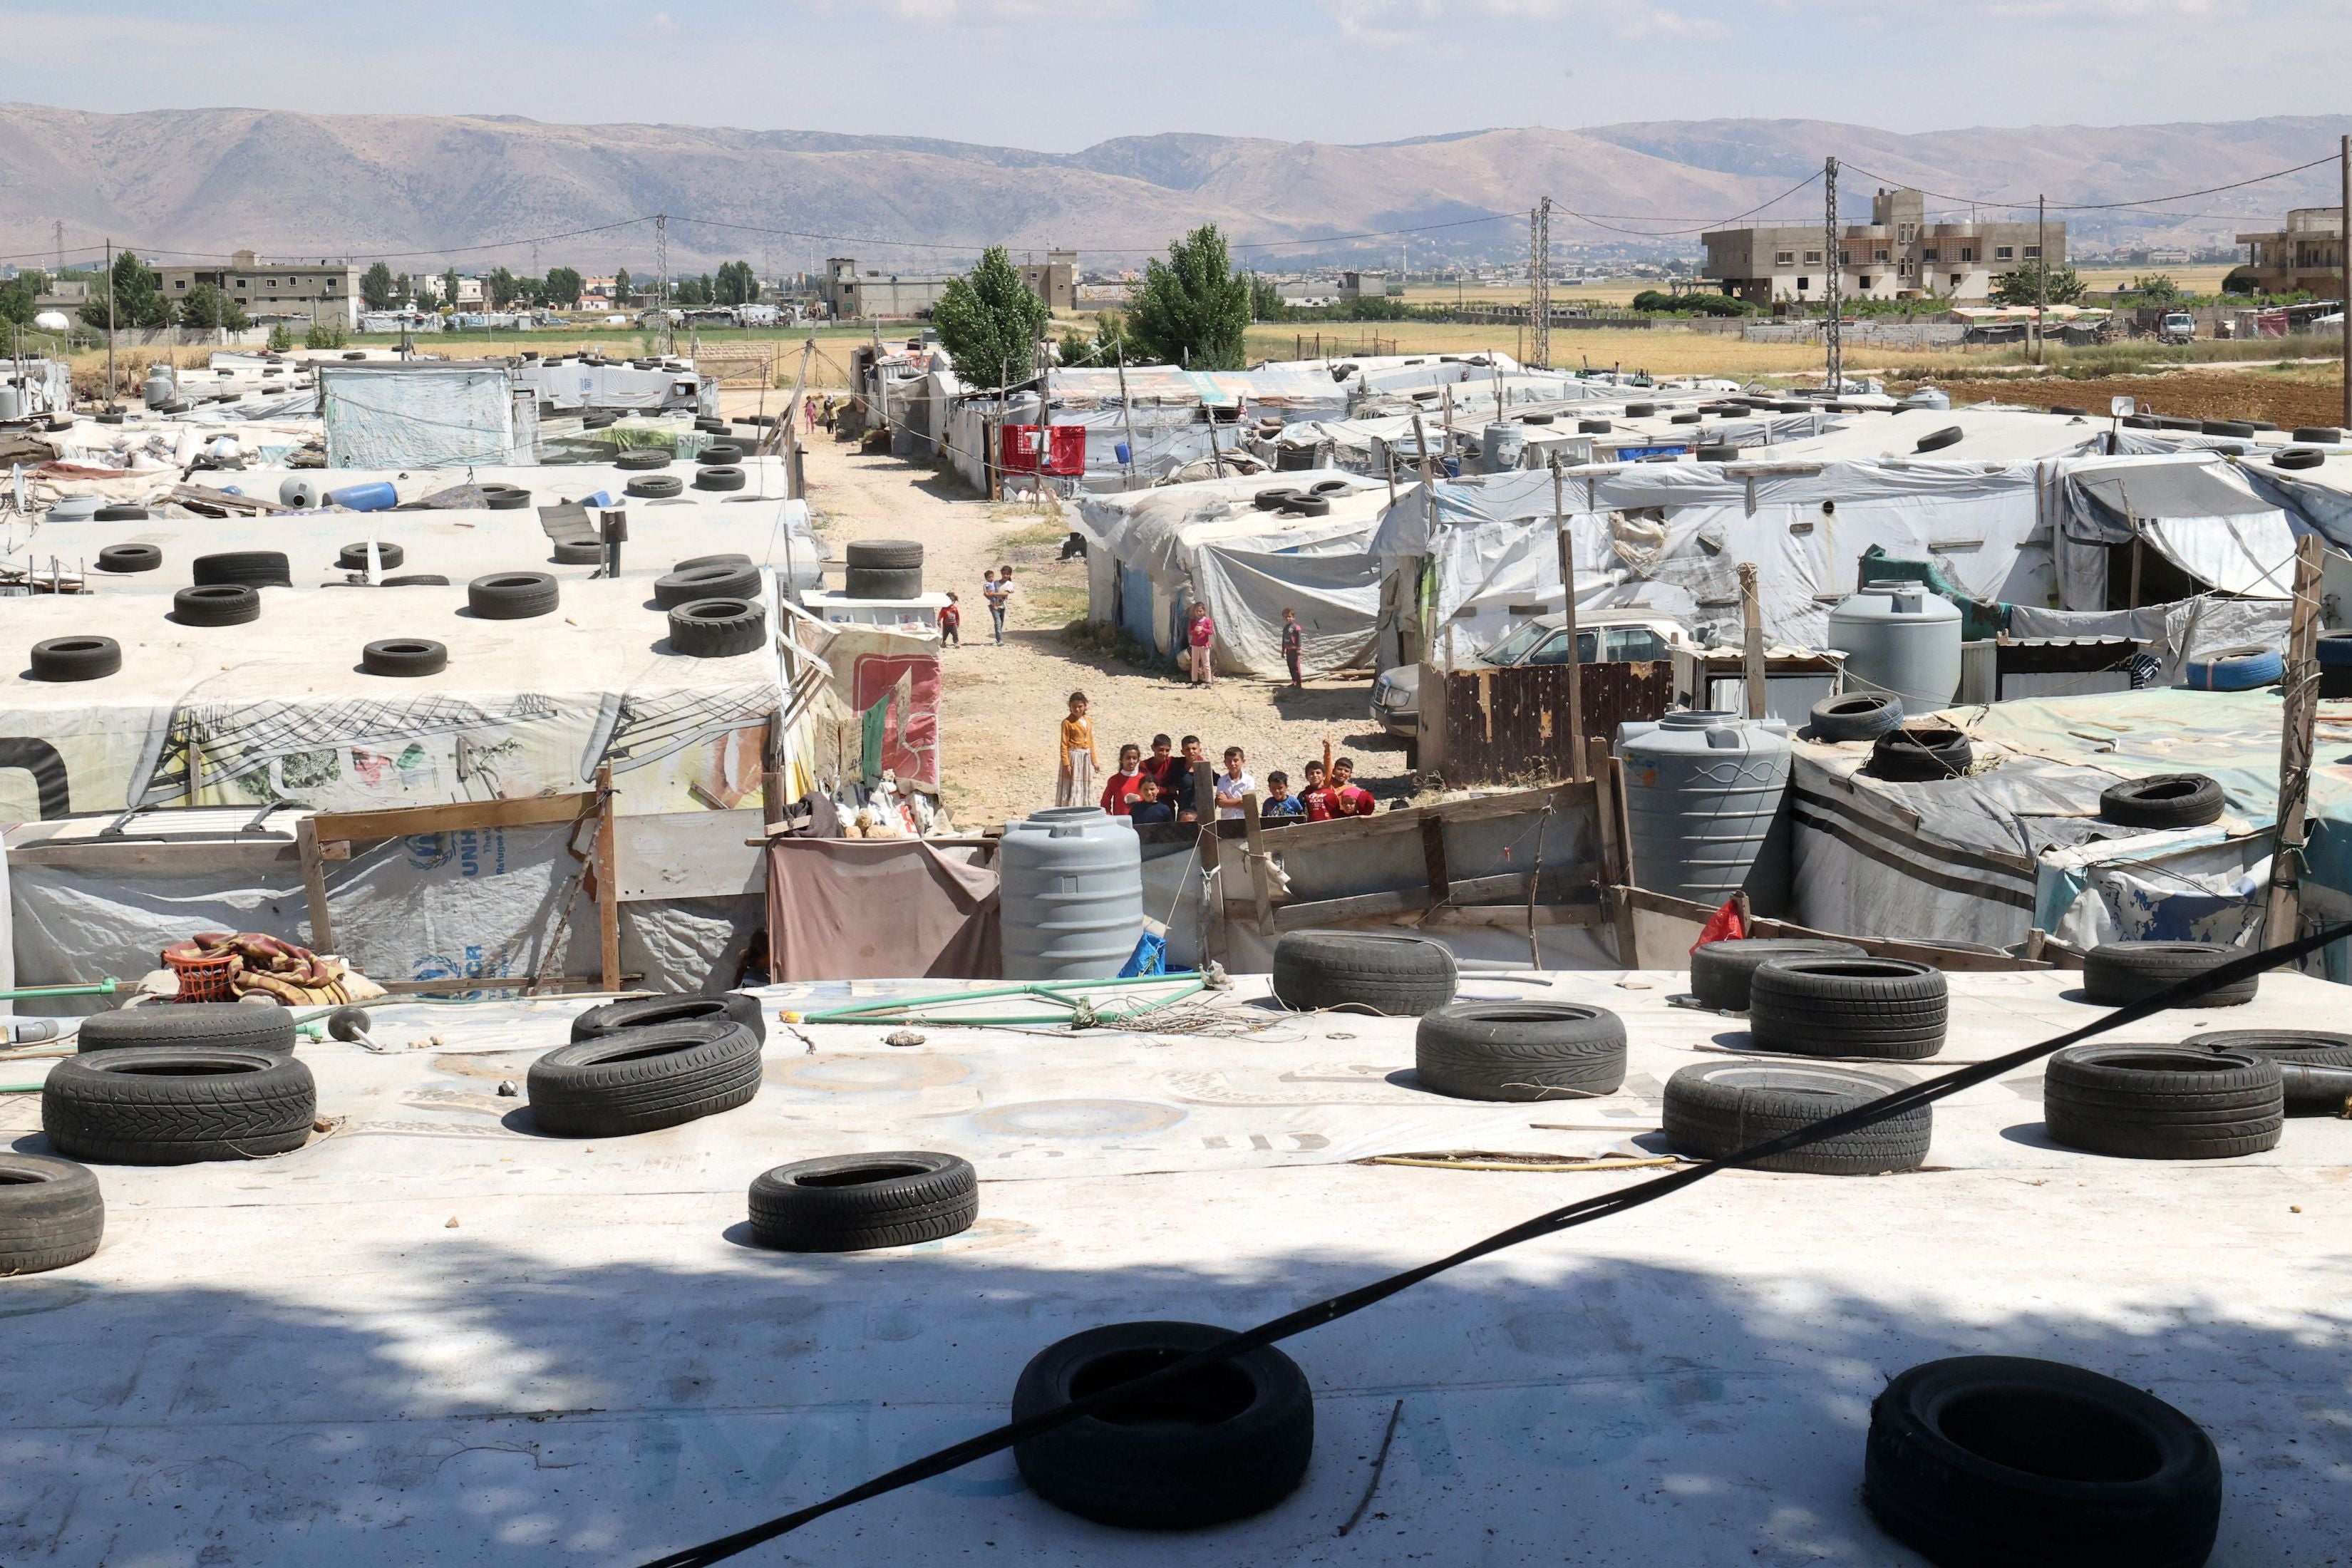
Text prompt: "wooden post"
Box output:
[[761, 710, 788, 830], [594, 761, 621, 991], [296, 815, 336, 955], [1588, 736, 1640, 966], [1242, 790, 1277, 937], [1552, 458, 1583, 780], [2265, 534, 2325, 946], [2128, 532, 2145, 609], [1738, 560, 1767, 720], [1197, 817, 1227, 964]]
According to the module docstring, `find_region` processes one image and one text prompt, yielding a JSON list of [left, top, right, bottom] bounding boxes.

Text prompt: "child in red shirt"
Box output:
[[1326, 756, 1378, 816], [1100, 744, 1144, 815], [939, 592, 961, 646]]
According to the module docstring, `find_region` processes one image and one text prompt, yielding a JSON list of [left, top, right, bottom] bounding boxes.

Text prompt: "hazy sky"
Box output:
[[6, 0, 2346, 148]]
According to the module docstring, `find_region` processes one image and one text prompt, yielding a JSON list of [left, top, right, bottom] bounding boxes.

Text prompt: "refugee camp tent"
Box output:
[[1073, 470, 1389, 678], [2050, 450, 2300, 609], [319, 362, 535, 468]]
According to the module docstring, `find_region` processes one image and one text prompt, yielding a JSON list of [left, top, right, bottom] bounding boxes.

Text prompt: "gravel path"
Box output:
[[794, 433, 1409, 831]]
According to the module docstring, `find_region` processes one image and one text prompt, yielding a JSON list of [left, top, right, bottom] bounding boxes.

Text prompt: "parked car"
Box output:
[[1370, 610, 1693, 739], [2157, 311, 2197, 345]]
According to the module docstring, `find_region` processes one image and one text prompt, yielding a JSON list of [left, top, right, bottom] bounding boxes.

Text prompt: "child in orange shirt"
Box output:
[[1056, 690, 1099, 808]]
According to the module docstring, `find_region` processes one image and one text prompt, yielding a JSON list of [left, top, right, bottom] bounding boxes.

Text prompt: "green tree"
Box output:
[[265, 322, 294, 352], [81, 249, 172, 331], [1128, 225, 1251, 370], [544, 266, 583, 306], [1247, 274, 1286, 321], [1991, 262, 2085, 307], [612, 266, 631, 302], [714, 259, 758, 305], [393, 271, 412, 306], [177, 282, 250, 330], [488, 267, 520, 309], [305, 321, 347, 349], [414, 279, 440, 311], [442, 267, 460, 311], [2130, 274, 2180, 301], [0, 279, 36, 327], [1056, 324, 1098, 366], [360, 262, 395, 311], [932, 245, 1050, 389]]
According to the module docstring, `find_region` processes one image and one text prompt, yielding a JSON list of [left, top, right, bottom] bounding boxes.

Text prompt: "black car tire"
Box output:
[[1011, 1320, 1314, 1530], [748, 1150, 976, 1252], [668, 597, 768, 658], [845, 538, 926, 570], [674, 552, 754, 573], [96, 543, 162, 574], [2184, 1028, 2352, 1068], [76, 1002, 294, 1056], [693, 465, 746, 492], [480, 483, 531, 510], [626, 475, 684, 499], [696, 442, 743, 465], [93, 503, 149, 522], [552, 540, 607, 565], [2098, 773, 2223, 830], [2042, 1043, 2281, 1159], [192, 550, 292, 588], [655, 562, 763, 609], [1689, 938, 1868, 1011], [468, 571, 559, 620], [2291, 427, 2341, 444], [172, 584, 261, 626], [337, 541, 406, 571], [0, 1154, 105, 1276], [1914, 425, 1964, 453], [1280, 495, 1332, 517], [1696, 443, 1740, 462], [1414, 1003, 1626, 1101], [42, 1048, 317, 1165], [617, 449, 672, 470], [1810, 691, 1904, 742], [362, 638, 448, 677], [1871, 724, 1972, 781], [29, 636, 121, 681], [1864, 1355, 2221, 1568], [525, 1020, 763, 1138], [2272, 448, 2323, 470], [381, 573, 450, 587], [1747, 956, 1949, 1059], [2081, 941, 2256, 1009], [843, 565, 922, 600], [571, 992, 766, 1043], [1271, 930, 1458, 1016], [1661, 1060, 1927, 1174], [1253, 488, 1301, 510]]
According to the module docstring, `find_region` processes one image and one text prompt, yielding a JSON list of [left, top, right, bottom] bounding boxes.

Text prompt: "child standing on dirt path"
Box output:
[[1281, 607, 1304, 688], [940, 592, 961, 646], [1056, 691, 1099, 808]]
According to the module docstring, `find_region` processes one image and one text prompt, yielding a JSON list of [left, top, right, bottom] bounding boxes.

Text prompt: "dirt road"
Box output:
[[793, 434, 1408, 830]]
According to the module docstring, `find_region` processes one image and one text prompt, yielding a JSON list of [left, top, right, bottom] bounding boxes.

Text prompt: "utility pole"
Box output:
[[1823, 158, 1841, 394], [1552, 458, 1583, 780], [104, 237, 115, 412], [2341, 135, 2350, 430], [1529, 197, 1552, 371], [654, 213, 671, 356], [2036, 195, 2048, 366], [52, 220, 63, 279]]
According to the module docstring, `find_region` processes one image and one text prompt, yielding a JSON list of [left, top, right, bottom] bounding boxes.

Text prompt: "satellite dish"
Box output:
[[32, 311, 70, 331]]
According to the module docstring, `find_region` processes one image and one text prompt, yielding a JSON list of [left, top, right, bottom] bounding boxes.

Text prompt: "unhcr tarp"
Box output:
[[1074, 470, 1388, 677], [319, 363, 530, 468]]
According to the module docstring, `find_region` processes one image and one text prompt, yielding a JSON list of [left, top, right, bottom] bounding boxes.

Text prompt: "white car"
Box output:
[[1370, 611, 1693, 739]]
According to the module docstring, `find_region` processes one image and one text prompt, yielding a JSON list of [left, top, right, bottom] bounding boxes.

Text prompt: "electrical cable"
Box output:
[[632, 918, 2351, 1567], [1835, 154, 2339, 215]]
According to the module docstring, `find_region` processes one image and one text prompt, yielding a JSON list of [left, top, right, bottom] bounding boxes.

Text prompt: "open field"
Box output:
[[2075, 263, 2237, 296]]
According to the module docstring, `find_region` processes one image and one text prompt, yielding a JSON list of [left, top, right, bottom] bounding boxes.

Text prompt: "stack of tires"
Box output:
[[527, 995, 766, 1137], [843, 538, 923, 600]]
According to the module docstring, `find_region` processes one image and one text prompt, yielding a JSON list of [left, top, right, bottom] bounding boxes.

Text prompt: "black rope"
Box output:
[[637, 922, 2348, 1567]]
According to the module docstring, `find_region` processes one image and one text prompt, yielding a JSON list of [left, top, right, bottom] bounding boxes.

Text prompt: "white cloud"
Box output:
[[1321, 0, 1723, 41]]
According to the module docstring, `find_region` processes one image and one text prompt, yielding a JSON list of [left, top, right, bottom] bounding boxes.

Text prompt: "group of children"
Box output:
[[939, 566, 1016, 647], [1055, 693, 1379, 825]]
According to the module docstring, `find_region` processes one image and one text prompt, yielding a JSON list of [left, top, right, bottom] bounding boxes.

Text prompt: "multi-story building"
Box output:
[[2231, 209, 2344, 296], [1703, 188, 2065, 306], [153, 249, 363, 328], [1017, 249, 1076, 312], [825, 257, 956, 319]]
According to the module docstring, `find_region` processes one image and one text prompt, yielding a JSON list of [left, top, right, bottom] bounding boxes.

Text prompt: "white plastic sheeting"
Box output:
[[320, 363, 528, 468], [2052, 452, 2297, 608]]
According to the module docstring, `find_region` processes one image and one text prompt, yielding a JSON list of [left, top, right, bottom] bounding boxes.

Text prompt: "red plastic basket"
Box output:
[[164, 949, 238, 1003]]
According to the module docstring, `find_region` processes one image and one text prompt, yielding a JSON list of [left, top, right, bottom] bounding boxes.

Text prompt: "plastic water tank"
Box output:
[[143, 365, 177, 408], [1616, 711, 1793, 911], [1480, 423, 1525, 470], [0, 383, 19, 422], [1827, 580, 1963, 715], [999, 806, 1145, 981]]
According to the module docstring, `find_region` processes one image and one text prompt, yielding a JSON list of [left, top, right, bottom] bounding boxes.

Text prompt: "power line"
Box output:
[[1551, 170, 1827, 239], [1835, 153, 2338, 215]]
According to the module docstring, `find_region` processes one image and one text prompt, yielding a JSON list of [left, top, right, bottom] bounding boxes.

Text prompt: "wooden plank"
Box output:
[[594, 764, 621, 991], [2266, 532, 2325, 942], [1588, 736, 1641, 967], [1256, 872, 1594, 930], [615, 810, 767, 902], [1419, 815, 1450, 909], [4, 841, 302, 872], [1272, 780, 1593, 851], [1197, 817, 1227, 962], [296, 815, 336, 955], [313, 791, 595, 845], [1241, 791, 1276, 938]]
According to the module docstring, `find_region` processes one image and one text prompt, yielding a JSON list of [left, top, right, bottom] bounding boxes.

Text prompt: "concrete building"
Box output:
[[1017, 249, 1076, 312], [1339, 270, 1403, 299], [154, 250, 362, 329], [2232, 209, 2344, 296], [826, 257, 956, 320], [1703, 188, 2065, 306]]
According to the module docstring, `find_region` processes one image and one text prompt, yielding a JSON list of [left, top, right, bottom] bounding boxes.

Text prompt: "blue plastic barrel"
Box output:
[[325, 480, 398, 512]]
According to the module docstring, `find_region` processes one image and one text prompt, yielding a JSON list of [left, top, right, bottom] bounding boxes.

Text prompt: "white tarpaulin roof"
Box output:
[[319, 363, 528, 468], [1758, 406, 2108, 464], [2054, 453, 2299, 602]]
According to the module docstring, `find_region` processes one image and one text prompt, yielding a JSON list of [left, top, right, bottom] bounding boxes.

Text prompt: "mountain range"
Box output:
[[0, 103, 2342, 277]]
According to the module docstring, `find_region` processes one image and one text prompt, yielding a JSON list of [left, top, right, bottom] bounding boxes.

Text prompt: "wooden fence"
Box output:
[[1422, 660, 1673, 785]]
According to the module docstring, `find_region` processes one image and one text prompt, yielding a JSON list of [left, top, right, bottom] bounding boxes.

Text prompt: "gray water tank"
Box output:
[[999, 806, 1144, 981], [1616, 711, 1793, 912], [1827, 580, 1963, 715], [143, 365, 177, 409], [1480, 423, 1525, 471], [0, 383, 19, 422]]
